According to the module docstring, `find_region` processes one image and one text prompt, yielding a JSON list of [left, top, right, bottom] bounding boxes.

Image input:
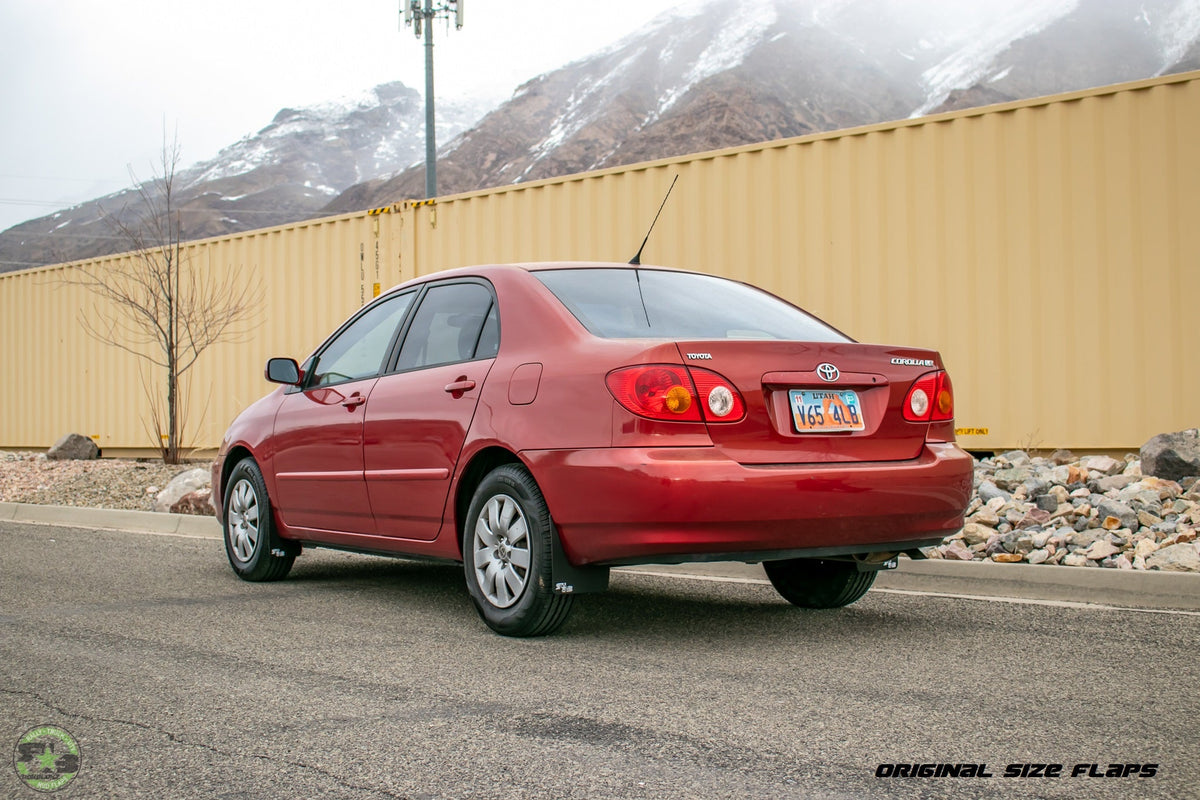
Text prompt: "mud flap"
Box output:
[[551, 528, 609, 594]]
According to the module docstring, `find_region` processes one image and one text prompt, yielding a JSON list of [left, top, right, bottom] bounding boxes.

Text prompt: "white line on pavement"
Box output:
[[620, 569, 770, 585], [619, 568, 1200, 618], [872, 587, 1200, 617]]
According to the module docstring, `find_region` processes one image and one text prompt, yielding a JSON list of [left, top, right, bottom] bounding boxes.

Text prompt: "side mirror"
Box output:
[[265, 357, 302, 385]]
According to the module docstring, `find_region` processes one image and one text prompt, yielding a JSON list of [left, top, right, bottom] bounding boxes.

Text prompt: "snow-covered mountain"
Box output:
[[0, 82, 490, 271], [331, 0, 1200, 209], [4, 0, 1198, 271]]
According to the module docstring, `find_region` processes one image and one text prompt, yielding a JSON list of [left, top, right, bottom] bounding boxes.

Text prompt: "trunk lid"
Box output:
[[674, 340, 945, 464]]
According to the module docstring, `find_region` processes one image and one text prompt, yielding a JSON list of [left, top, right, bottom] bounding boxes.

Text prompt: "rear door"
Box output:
[[363, 280, 500, 541]]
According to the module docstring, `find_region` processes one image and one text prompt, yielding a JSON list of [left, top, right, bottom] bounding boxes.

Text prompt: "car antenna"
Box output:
[[629, 174, 679, 265]]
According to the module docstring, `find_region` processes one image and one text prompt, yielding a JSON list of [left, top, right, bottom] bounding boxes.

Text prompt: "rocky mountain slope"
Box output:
[[0, 83, 489, 271], [329, 0, 1200, 208], [4, 0, 1198, 272]]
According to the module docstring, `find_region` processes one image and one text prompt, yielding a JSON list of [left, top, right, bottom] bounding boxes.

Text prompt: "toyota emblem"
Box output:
[[816, 363, 839, 382]]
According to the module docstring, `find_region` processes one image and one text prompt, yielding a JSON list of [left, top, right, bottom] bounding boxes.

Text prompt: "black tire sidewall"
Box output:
[[763, 558, 876, 608], [223, 458, 291, 581], [462, 465, 567, 635]]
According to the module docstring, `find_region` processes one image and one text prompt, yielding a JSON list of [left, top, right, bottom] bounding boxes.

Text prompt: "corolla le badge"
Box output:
[[816, 363, 839, 382]]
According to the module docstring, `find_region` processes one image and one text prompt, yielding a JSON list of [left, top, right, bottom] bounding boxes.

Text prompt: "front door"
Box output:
[[271, 290, 416, 535]]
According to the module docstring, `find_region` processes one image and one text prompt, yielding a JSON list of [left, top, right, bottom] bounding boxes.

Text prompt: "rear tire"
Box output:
[[763, 558, 875, 608], [223, 457, 295, 582], [463, 464, 573, 636]]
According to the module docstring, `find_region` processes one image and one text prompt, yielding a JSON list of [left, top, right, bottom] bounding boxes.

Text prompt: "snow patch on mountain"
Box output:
[[525, 46, 651, 172], [914, 0, 1080, 114], [182, 83, 486, 189], [1159, 0, 1200, 69], [653, 0, 778, 119]]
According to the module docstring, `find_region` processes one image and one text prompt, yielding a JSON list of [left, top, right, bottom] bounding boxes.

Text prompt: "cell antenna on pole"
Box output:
[[401, 1, 464, 199]]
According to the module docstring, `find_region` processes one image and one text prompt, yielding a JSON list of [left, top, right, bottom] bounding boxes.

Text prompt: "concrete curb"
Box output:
[[0, 501, 220, 538], [880, 558, 1200, 610], [4, 502, 1198, 610]]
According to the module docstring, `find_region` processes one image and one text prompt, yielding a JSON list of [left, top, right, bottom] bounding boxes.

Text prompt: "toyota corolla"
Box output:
[[213, 263, 973, 636]]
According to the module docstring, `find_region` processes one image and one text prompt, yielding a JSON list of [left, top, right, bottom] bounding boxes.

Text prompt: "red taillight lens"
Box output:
[[606, 365, 745, 423], [606, 366, 702, 421], [903, 370, 954, 422]]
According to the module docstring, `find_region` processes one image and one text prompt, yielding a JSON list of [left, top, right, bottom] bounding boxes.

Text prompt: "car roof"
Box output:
[[380, 261, 688, 297]]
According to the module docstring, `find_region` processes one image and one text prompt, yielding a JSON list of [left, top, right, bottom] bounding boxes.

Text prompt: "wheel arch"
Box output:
[[452, 446, 524, 556], [220, 445, 257, 499], [451, 447, 609, 595]]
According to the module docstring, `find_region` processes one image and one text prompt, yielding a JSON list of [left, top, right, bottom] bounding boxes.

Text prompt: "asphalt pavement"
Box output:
[[2, 504, 1199, 798]]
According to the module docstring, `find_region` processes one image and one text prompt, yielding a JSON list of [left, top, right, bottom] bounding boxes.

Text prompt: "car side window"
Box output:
[[308, 292, 415, 387], [395, 282, 498, 372]]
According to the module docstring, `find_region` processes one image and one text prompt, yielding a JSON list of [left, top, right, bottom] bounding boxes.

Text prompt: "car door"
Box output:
[[363, 280, 500, 541], [270, 291, 416, 536]]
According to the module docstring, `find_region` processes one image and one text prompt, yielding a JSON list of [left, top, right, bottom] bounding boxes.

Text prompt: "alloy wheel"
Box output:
[[227, 478, 260, 563], [471, 494, 531, 608]]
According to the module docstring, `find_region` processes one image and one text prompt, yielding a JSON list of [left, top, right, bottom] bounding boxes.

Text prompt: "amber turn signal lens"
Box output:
[[936, 387, 953, 417], [663, 385, 693, 414]]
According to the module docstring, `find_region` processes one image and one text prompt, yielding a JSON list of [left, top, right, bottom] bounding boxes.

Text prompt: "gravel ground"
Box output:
[[0, 452, 208, 511]]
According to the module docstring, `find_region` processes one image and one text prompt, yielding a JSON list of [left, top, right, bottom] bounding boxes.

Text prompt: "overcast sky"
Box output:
[[0, 0, 682, 232]]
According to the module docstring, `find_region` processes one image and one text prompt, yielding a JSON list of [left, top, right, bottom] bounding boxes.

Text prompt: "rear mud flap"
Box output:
[[551, 529, 609, 594]]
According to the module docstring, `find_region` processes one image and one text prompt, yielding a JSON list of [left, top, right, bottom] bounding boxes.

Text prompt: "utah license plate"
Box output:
[[789, 389, 865, 433]]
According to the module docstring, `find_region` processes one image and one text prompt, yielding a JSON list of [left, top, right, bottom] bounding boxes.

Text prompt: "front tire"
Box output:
[[463, 464, 573, 636], [763, 558, 876, 608], [223, 457, 294, 582]]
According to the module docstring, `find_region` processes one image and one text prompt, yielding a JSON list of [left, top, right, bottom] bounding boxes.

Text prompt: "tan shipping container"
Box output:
[[1, 71, 1196, 455]]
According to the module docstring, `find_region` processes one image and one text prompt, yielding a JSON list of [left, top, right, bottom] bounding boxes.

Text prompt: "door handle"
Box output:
[[341, 393, 367, 409], [444, 379, 476, 395]]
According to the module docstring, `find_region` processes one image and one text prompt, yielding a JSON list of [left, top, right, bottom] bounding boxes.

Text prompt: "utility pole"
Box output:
[[402, 0, 464, 199]]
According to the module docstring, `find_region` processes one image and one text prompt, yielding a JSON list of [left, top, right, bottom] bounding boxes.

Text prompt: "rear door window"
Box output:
[[394, 281, 499, 371]]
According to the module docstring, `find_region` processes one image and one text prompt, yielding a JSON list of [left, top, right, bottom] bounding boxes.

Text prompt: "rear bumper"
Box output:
[[523, 442, 974, 566]]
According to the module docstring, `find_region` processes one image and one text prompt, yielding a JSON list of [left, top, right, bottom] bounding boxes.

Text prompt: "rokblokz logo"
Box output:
[[13, 725, 81, 793]]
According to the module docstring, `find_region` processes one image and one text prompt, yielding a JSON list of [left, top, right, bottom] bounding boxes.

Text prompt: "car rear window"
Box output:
[[533, 268, 851, 342]]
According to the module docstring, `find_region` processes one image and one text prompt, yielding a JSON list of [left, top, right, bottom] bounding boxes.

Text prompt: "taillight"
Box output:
[[903, 370, 954, 422], [606, 365, 745, 423], [607, 366, 701, 421], [688, 367, 746, 421]]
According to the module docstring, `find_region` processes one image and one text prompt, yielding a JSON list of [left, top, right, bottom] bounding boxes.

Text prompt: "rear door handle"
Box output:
[[341, 393, 367, 409], [444, 379, 476, 395]]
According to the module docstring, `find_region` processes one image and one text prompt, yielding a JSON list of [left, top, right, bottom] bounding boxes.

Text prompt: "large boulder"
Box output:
[[154, 467, 211, 513], [46, 433, 100, 460], [1145, 543, 1200, 573], [171, 488, 216, 516], [1140, 429, 1200, 482]]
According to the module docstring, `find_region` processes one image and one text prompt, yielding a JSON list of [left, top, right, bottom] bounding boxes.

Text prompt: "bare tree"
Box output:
[[69, 134, 259, 464]]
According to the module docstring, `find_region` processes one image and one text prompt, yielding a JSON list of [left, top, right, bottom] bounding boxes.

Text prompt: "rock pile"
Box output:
[[929, 449, 1200, 572]]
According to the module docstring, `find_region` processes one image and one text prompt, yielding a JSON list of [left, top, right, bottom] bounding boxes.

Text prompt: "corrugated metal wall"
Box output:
[[2, 71, 1196, 454]]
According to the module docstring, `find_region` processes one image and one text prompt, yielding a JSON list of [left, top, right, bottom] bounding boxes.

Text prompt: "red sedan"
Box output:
[[213, 263, 973, 636]]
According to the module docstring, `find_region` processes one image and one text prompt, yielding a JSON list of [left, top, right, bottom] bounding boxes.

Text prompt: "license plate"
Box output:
[[789, 389, 865, 433]]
